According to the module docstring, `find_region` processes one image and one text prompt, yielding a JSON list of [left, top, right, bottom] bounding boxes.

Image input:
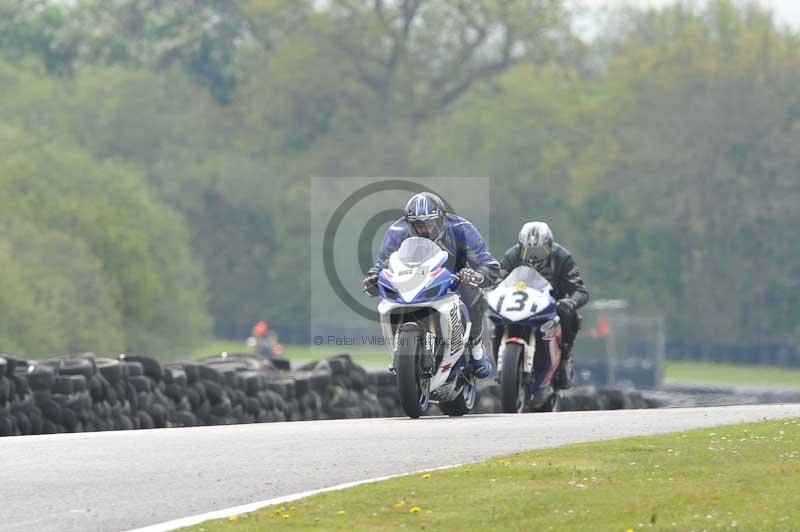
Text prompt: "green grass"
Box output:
[[192, 340, 800, 385], [184, 417, 800, 531], [191, 340, 388, 366], [665, 361, 800, 389], [191, 340, 250, 358]]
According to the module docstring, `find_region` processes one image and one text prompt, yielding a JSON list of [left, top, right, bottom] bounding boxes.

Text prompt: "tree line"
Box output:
[[0, 0, 797, 356]]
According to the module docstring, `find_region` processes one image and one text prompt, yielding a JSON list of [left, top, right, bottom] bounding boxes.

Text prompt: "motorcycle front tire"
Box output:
[[396, 328, 430, 418]]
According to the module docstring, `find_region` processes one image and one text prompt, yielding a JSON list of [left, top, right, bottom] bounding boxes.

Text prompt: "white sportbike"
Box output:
[[486, 266, 563, 413], [375, 237, 477, 418]]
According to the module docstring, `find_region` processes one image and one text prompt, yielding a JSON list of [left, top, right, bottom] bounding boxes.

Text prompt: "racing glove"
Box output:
[[557, 298, 577, 315], [362, 272, 380, 296], [457, 268, 485, 288]]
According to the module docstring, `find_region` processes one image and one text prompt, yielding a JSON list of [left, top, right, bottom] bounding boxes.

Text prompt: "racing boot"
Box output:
[[530, 383, 555, 410], [468, 342, 492, 379], [552, 342, 574, 389]]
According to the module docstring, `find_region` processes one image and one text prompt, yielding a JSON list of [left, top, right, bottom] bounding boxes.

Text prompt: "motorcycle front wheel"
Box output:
[[396, 328, 430, 418], [500, 343, 529, 413]]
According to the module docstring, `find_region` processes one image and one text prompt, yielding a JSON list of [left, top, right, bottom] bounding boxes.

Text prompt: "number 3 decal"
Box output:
[[506, 290, 529, 312], [495, 290, 531, 313]]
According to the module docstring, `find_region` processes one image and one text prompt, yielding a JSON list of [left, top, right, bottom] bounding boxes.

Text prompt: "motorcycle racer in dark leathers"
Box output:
[[498, 222, 589, 388], [363, 192, 500, 378]]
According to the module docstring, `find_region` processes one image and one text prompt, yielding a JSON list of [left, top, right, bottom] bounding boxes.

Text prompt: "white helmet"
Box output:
[[518, 222, 554, 265]]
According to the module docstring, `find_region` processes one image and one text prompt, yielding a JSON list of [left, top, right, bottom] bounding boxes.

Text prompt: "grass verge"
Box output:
[[184, 417, 800, 531], [193, 340, 800, 385], [665, 361, 800, 389], [192, 341, 387, 366]]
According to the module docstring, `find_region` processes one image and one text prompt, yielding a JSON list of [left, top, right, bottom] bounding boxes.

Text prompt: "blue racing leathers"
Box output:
[[369, 214, 500, 344]]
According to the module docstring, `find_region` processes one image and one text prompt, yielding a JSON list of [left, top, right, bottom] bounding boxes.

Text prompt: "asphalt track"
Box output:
[[1, 404, 799, 532]]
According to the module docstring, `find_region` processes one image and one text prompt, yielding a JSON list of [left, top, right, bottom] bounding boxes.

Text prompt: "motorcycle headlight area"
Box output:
[[379, 284, 400, 300], [420, 284, 446, 301]]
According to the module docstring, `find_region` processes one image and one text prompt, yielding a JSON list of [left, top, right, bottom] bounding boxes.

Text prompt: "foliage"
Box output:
[[0, 215, 123, 356], [600, 0, 800, 341], [0, 116, 210, 355], [1, 0, 798, 352]]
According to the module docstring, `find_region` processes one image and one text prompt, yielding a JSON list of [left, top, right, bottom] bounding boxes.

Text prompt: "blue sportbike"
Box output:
[[487, 266, 563, 413], [376, 237, 477, 418]]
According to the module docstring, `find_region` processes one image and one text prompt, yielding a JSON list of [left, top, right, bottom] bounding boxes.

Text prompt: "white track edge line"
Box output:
[[125, 462, 464, 532]]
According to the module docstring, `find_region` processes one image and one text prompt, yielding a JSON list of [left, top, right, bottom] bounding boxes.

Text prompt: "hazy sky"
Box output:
[[571, 0, 800, 31]]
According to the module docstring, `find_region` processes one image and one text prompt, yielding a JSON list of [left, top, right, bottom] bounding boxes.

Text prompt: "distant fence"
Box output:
[[576, 301, 665, 388], [576, 300, 800, 381], [666, 342, 800, 368]]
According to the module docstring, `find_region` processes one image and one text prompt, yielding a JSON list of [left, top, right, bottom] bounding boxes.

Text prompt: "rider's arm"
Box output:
[[460, 222, 500, 288], [368, 219, 407, 274], [499, 244, 522, 278], [560, 253, 590, 309]]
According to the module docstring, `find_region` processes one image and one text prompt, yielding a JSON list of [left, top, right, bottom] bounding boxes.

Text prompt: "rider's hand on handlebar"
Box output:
[[557, 298, 577, 315], [457, 268, 485, 288], [362, 272, 380, 296]]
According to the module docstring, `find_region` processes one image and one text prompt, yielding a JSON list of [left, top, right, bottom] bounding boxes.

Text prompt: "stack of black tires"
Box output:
[[297, 354, 384, 419], [367, 370, 406, 417], [0, 352, 662, 437], [474, 382, 659, 413], [364, 375, 660, 416], [0, 352, 391, 437]]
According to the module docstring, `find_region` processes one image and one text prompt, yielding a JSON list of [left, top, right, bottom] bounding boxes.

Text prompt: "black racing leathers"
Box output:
[[499, 242, 589, 349]]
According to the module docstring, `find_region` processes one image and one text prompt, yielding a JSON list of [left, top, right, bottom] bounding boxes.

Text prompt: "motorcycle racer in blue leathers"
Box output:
[[362, 192, 500, 378]]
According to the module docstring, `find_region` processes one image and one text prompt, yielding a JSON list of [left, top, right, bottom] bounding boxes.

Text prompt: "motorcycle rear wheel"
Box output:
[[438, 378, 476, 416]]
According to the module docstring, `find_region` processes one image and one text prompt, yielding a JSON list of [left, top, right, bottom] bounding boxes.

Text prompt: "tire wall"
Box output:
[[0, 353, 659, 437], [375, 379, 662, 417]]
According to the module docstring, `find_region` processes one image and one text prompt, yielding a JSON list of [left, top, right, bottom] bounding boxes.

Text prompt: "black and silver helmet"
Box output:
[[404, 192, 446, 242], [518, 221, 553, 266]]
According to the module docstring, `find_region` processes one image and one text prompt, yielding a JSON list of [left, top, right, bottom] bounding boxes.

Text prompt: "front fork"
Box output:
[[420, 330, 436, 378], [392, 324, 437, 378], [495, 328, 536, 375]]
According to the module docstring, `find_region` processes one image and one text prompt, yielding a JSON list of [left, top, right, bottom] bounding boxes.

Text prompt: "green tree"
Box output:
[[0, 121, 211, 354], [0, 217, 124, 356], [0, 0, 80, 73], [598, 0, 800, 342]]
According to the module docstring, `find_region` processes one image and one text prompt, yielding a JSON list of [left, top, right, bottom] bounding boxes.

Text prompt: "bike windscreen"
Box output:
[[396, 237, 442, 266], [501, 266, 551, 291]]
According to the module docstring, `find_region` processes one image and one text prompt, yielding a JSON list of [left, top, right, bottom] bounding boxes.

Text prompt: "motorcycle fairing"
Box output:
[[486, 266, 557, 323], [378, 293, 469, 392], [377, 238, 451, 304], [488, 265, 562, 395]]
